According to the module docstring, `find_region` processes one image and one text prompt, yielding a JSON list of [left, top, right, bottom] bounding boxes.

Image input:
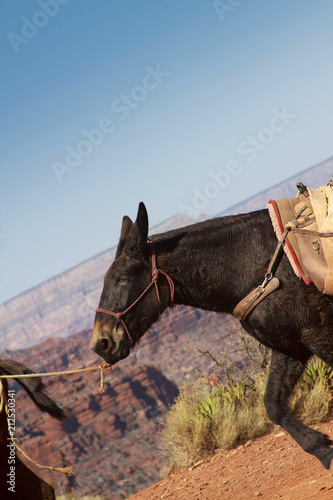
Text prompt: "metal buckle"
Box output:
[[259, 273, 273, 290]]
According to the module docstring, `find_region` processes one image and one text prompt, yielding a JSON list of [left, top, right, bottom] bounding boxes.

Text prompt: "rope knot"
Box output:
[[98, 362, 113, 394], [152, 266, 159, 283], [115, 312, 122, 321], [98, 362, 113, 372]]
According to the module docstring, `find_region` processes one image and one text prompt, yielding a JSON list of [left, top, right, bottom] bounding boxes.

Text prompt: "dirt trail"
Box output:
[[128, 420, 333, 499]]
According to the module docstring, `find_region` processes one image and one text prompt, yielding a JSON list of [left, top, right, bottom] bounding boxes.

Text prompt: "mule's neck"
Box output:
[[152, 210, 275, 315]]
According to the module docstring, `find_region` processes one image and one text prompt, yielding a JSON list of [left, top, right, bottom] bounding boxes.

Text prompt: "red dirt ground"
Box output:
[[128, 420, 333, 500]]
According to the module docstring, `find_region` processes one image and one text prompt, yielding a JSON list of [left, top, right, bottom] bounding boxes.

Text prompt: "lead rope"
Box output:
[[0, 362, 113, 476], [0, 363, 113, 394]]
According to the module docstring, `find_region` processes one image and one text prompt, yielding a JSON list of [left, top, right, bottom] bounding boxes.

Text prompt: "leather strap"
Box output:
[[233, 203, 310, 321], [232, 277, 280, 320]]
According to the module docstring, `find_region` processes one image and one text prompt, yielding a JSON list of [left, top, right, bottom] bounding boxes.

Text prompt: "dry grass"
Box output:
[[160, 371, 271, 473], [160, 336, 333, 474], [292, 357, 333, 425]]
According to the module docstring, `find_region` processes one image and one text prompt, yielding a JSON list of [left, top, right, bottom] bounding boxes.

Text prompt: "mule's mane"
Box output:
[[150, 210, 266, 247]]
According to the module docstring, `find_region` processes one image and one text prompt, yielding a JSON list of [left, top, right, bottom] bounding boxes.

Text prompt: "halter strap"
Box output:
[[95, 240, 174, 344]]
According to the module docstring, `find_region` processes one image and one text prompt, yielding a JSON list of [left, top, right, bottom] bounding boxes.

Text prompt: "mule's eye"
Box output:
[[117, 278, 128, 286]]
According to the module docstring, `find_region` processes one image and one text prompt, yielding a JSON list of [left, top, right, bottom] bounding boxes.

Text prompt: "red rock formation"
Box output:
[[1, 307, 242, 498]]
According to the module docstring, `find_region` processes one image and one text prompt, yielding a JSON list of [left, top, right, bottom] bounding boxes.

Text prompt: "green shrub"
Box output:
[[160, 371, 271, 472], [160, 342, 333, 474], [291, 357, 333, 425]]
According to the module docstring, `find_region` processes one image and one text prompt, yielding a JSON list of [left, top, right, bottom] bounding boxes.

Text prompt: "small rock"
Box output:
[[274, 432, 286, 438], [254, 492, 263, 497], [189, 459, 205, 470]]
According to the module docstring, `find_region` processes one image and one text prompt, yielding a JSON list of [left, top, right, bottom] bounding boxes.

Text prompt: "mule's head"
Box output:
[[92, 203, 164, 364]]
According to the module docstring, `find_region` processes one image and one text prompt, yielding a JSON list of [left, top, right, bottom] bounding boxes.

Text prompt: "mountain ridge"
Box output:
[[219, 155, 333, 216]]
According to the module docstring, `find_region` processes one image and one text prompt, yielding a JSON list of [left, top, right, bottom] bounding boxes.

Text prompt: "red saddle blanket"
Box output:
[[267, 185, 333, 295]]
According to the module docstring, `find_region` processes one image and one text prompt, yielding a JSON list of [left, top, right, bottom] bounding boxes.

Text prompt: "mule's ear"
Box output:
[[116, 215, 133, 258], [124, 202, 149, 255], [120, 215, 133, 240]]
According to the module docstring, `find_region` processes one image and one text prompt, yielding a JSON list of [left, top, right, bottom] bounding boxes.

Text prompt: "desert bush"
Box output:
[[160, 333, 333, 473], [291, 357, 333, 425], [160, 370, 271, 473]]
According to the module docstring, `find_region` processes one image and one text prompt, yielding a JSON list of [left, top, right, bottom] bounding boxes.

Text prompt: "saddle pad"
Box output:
[[267, 197, 312, 285], [267, 185, 333, 295]]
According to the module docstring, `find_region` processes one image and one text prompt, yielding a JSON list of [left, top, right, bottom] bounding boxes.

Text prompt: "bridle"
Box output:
[[95, 240, 175, 344]]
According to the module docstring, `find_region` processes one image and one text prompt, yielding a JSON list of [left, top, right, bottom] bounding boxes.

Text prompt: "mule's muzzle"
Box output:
[[93, 336, 130, 364], [92, 320, 130, 364]]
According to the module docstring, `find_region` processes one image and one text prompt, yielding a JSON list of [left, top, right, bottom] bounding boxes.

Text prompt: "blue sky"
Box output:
[[1, 0, 333, 304]]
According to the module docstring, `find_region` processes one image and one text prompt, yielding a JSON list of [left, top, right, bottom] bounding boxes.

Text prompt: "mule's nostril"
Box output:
[[95, 337, 115, 355], [100, 338, 110, 352]]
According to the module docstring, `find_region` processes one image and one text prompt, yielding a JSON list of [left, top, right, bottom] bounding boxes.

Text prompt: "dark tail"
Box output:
[[0, 359, 67, 421]]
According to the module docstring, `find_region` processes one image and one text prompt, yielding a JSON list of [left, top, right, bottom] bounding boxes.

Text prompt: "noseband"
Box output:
[[95, 240, 175, 344]]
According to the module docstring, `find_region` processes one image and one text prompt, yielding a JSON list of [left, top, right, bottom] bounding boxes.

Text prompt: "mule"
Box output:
[[92, 202, 333, 468]]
